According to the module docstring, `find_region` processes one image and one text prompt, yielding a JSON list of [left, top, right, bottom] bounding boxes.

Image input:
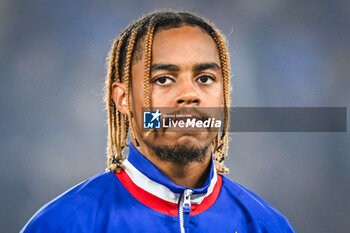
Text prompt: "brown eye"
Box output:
[[197, 75, 214, 84], [155, 76, 173, 85]]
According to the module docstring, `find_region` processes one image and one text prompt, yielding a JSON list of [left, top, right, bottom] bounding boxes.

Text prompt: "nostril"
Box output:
[[192, 100, 199, 103], [177, 99, 185, 104]]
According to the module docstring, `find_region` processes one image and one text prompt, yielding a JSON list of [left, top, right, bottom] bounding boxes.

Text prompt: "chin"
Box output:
[[173, 134, 206, 148], [148, 131, 214, 149]]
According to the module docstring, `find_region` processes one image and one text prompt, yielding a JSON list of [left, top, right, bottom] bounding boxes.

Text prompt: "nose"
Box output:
[[175, 79, 201, 107]]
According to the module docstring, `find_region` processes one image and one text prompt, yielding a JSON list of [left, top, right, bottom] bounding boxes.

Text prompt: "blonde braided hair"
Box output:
[[104, 11, 231, 174]]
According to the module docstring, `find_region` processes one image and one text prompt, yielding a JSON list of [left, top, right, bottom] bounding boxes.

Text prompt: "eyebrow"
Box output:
[[193, 62, 220, 71], [150, 62, 220, 72], [151, 64, 179, 72]]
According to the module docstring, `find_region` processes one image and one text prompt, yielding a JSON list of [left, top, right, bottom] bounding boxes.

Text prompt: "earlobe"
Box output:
[[111, 82, 128, 115]]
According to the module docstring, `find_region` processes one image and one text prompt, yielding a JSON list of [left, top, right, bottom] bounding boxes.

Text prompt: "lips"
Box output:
[[165, 116, 205, 122], [162, 109, 207, 121]]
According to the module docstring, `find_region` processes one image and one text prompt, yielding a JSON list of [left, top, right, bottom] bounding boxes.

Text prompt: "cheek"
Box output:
[[132, 81, 174, 108], [150, 87, 175, 107], [203, 83, 224, 104]]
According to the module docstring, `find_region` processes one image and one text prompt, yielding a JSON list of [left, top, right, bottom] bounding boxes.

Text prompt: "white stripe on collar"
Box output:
[[123, 159, 218, 205]]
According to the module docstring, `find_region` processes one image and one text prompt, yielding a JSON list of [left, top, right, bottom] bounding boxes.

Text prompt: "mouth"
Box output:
[[144, 107, 222, 134], [164, 115, 205, 122]]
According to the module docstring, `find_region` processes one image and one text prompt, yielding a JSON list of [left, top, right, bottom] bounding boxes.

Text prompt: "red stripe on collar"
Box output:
[[115, 169, 222, 217], [190, 174, 222, 216]]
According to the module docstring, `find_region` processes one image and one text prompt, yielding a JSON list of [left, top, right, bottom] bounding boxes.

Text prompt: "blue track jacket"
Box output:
[[21, 143, 295, 233]]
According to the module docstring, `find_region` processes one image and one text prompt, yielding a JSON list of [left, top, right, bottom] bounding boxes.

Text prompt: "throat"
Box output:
[[148, 153, 212, 189]]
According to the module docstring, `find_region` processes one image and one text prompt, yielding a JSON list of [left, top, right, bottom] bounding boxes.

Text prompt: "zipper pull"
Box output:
[[183, 189, 193, 230]]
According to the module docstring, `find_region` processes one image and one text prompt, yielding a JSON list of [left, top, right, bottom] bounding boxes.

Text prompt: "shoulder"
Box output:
[[20, 171, 117, 233], [219, 175, 295, 232]]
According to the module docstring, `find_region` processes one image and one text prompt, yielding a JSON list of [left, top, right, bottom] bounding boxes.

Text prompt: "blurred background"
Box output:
[[1, 0, 349, 232]]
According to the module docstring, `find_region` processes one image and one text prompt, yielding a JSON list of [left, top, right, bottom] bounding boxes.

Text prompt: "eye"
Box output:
[[197, 75, 215, 84], [154, 76, 174, 85]]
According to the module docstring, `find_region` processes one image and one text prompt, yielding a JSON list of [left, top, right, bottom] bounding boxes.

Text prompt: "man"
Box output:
[[21, 11, 295, 233]]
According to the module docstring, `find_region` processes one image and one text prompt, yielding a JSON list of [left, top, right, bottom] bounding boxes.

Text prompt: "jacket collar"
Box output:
[[127, 142, 216, 194], [115, 142, 222, 216]]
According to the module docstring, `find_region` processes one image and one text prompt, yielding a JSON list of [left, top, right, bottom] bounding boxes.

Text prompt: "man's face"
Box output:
[[130, 25, 224, 153], [111, 25, 224, 162]]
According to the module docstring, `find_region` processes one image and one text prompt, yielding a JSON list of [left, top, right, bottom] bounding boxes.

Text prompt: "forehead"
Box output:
[[151, 25, 220, 66]]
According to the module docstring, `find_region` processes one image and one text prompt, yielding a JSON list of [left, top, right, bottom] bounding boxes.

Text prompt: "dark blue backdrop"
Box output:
[[1, 1, 349, 232]]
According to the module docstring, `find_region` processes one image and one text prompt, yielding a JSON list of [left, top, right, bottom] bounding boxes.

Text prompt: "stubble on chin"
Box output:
[[143, 139, 211, 164]]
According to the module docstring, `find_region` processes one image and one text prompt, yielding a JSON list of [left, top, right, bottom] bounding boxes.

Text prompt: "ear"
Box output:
[[111, 81, 128, 115]]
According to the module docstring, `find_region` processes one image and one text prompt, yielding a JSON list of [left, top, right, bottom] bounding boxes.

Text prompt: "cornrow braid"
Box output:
[[105, 34, 124, 172], [104, 11, 231, 174], [123, 27, 141, 149], [113, 32, 128, 160], [143, 25, 155, 109], [141, 20, 157, 141], [210, 29, 231, 173]]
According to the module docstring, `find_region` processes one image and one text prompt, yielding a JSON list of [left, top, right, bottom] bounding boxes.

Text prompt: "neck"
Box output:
[[132, 139, 212, 189]]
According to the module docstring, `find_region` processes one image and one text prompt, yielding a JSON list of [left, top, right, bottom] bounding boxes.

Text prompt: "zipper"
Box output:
[[179, 189, 193, 233]]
